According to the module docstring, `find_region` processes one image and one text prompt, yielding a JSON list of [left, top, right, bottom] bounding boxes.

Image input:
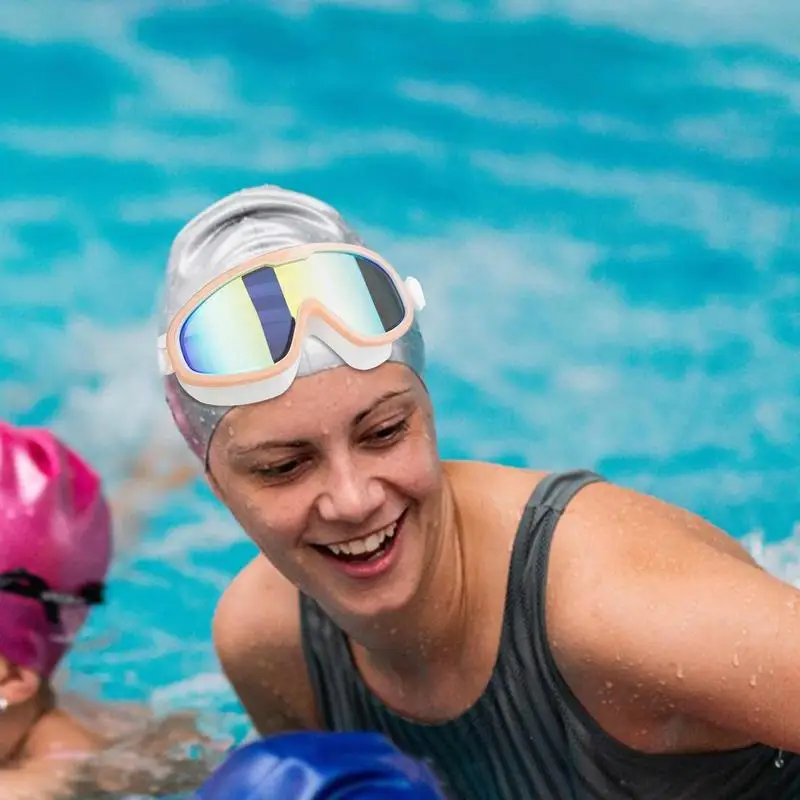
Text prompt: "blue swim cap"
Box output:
[[192, 731, 446, 800]]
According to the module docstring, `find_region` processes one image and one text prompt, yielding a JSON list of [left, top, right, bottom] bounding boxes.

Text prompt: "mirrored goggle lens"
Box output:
[[178, 251, 406, 376]]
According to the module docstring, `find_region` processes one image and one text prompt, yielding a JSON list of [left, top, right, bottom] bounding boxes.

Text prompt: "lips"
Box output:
[[322, 521, 398, 560], [312, 510, 407, 567]]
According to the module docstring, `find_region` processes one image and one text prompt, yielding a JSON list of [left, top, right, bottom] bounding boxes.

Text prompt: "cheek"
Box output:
[[395, 434, 442, 498], [223, 484, 310, 551]]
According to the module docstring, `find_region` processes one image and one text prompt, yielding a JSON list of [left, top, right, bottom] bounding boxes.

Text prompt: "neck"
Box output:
[[348, 472, 478, 681], [0, 690, 52, 765]]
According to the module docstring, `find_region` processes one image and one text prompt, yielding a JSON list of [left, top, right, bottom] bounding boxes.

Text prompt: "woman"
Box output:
[[157, 185, 800, 799]]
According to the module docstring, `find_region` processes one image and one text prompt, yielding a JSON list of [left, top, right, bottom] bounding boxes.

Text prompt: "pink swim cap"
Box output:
[[0, 421, 112, 678]]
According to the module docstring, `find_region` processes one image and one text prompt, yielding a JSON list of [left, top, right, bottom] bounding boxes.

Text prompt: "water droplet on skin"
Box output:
[[732, 652, 740, 667], [605, 681, 614, 689], [676, 666, 685, 679], [749, 675, 757, 688]]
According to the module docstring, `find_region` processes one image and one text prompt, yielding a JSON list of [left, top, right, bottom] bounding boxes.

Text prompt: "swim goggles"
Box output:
[[157, 243, 426, 407], [0, 569, 105, 627]]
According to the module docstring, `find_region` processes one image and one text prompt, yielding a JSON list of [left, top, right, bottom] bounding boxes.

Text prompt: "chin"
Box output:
[[312, 509, 425, 623], [344, 573, 421, 621]]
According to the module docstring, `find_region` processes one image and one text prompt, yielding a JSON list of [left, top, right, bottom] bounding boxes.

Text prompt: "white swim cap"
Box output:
[[158, 185, 426, 464]]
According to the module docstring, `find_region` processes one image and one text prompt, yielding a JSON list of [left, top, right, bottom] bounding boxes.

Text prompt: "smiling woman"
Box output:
[[156, 185, 800, 800], [221, 385, 419, 574], [208, 367, 440, 619]]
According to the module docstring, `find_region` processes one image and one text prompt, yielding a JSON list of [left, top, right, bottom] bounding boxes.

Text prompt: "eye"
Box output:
[[367, 418, 409, 446], [254, 458, 306, 481]]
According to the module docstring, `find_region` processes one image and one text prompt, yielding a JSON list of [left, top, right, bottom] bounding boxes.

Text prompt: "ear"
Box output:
[[0, 662, 42, 707]]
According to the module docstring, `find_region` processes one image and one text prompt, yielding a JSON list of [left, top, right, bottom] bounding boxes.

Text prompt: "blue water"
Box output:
[[1, 0, 798, 782]]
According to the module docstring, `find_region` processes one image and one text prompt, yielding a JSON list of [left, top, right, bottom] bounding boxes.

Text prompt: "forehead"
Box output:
[[222, 363, 421, 446]]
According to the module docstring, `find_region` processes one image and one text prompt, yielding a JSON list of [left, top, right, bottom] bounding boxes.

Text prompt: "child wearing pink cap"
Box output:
[[0, 421, 223, 799], [0, 420, 112, 797]]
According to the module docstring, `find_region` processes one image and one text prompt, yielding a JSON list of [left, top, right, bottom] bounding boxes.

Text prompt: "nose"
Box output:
[[315, 452, 385, 525]]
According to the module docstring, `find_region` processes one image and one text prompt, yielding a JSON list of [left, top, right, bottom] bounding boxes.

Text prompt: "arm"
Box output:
[[548, 482, 800, 753], [213, 557, 321, 736], [0, 755, 89, 800], [49, 708, 223, 798], [0, 711, 103, 800]]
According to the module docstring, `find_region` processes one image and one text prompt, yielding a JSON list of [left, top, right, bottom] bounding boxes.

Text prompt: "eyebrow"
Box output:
[[353, 388, 412, 425], [228, 389, 413, 458]]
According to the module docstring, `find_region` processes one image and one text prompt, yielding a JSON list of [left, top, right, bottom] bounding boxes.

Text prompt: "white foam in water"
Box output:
[[264, 0, 800, 53], [2, 0, 798, 54], [150, 672, 238, 716], [496, 0, 800, 55], [742, 525, 800, 587], [470, 153, 793, 265], [50, 320, 193, 461]]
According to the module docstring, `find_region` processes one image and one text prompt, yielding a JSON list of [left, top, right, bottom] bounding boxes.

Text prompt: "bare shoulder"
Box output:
[[544, 479, 778, 751], [546, 479, 761, 648], [445, 460, 549, 520], [213, 555, 319, 734], [213, 553, 303, 653], [554, 479, 759, 571], [445, 459, 548, 488], [21, 707, 104, 770]]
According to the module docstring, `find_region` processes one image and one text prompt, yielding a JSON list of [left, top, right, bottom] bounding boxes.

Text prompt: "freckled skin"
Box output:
[[210, 361, 800, 761]]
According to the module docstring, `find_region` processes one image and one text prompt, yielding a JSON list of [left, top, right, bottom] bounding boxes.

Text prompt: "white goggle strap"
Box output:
[[157, 334, 174, 376], [404, 276, 426, 312]]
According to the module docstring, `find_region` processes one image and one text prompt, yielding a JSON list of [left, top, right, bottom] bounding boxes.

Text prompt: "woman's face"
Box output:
[[207, 363, 443, 619]]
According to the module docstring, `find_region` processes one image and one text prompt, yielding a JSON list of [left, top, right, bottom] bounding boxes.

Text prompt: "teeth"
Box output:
[[325, 523, 397, 557]]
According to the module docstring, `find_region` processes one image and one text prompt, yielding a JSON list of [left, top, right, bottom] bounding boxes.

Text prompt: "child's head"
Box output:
[[0, 421, 112, 700]]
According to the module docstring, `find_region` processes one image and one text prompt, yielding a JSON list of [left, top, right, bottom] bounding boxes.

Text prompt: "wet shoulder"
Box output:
[[544, 479, 756, 638], [551, 480, 759, 571], [443, 460, 549, 527], [213, 555, 318, 732], [24, 707, 105, 760], [214, 553, 302, 651]]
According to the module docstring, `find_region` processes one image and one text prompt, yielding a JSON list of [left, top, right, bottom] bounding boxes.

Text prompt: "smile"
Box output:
[[323, 522, 397, 559], [313, 511, 406, 566]]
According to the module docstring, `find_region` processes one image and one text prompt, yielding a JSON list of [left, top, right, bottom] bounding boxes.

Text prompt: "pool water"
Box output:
[[0, 0, 798, 791]]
